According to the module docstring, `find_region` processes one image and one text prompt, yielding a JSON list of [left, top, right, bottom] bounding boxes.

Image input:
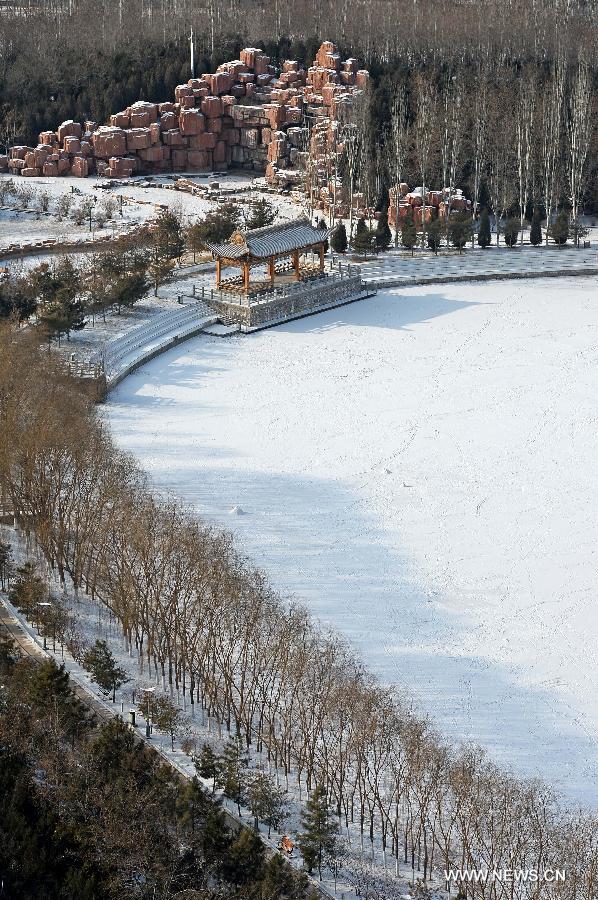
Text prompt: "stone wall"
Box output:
[[4, 41, 368, 191], [204, 272, 372, 331]]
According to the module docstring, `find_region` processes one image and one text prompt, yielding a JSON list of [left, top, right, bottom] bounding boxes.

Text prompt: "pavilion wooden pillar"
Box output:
[[293, 250, 300, 281], [243, 261, 250, 293], [216, 258, 221, 289], [268, 256, 275, 286], [319, 243, 325, 272]]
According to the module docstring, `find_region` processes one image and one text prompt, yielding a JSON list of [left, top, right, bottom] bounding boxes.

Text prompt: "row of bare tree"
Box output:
[[334, 53, 596, 246], [0, 325, 596, 898], [1, 0, 596, 65]]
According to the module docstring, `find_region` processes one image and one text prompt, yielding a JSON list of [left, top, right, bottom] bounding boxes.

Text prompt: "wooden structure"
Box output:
[[206, 218, 334, 295]]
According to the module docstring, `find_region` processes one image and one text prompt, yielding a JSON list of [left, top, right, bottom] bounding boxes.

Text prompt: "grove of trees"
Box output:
[[0, 320, 597, 896], [0, 634, 310, 898]]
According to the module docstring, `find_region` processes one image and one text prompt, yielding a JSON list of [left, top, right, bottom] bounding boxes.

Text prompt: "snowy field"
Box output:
[[0, 172, 304, 260], [106, 277, 598, 807]]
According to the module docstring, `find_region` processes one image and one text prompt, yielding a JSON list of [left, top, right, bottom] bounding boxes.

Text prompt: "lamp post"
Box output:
[[142, 686, 155, 738], [36, 601, 52, 651]]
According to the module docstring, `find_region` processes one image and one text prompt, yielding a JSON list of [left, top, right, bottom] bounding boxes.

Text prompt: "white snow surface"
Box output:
[[106, 277, 598, 807]]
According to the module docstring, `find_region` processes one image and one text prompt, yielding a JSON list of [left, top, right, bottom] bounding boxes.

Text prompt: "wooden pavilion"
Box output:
[[205, 218, 335, 296]]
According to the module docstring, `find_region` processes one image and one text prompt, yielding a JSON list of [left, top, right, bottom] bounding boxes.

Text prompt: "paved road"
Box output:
[[0, 599, 114, 722], [355, 245, 598, 286]]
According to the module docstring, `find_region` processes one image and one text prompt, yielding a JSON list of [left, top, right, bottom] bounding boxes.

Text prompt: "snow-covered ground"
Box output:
[[0, 172, 305, 262], [105, 277, 598, 807]]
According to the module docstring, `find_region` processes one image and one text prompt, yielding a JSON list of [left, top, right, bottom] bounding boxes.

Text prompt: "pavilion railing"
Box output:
[[199, 263, 362, 309]]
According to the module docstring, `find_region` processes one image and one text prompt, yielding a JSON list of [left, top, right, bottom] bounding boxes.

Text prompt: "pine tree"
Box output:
[[529, 208, 543, 246], [248, 772, 289, 837], [152, 695, 182, 750], [225, 827, 265, 885], [353, 217, 373, 257], [400, 210, 418, 256], [503, 217, 520, 248], [175, 776, 211, 833], [426, 217, 445, 254], [261, 853, 300, 900], [330, 222, 348, 253], [448, 213, 473, 253], [195, 742, 222, 792], [549, 210, 570, 246], [221, 736, 248, 814], [83, 639, 129, 702], [0, 541, 11, 592], [375, 209, 392, 251], [154, 208, 185, 260], [246, 197, 276, 230], [477, 207, 491, 248], [8, 562, 45, 617], [200, 808, 232, 870], [297, 784, 338, 879], [28, 658, 72, 706]]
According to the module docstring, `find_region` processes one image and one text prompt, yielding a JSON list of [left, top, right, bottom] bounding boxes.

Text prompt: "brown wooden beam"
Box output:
[[243, 261, 250, 293], [319, 243, 325, 272], [293, 250, 300, 281], [268, 256, 275, 286], [216, 258, 221, 289]]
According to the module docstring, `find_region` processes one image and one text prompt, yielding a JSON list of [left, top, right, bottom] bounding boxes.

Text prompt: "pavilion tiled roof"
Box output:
[[206, 218, 334, 260]]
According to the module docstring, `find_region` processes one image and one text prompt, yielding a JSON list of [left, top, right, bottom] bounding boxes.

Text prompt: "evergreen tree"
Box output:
[[28, 658, 72, 707], [154, 208, 185, 260], [200, 808, 232, 870], [109, 271, 148, 312], [374, 209, 392, 251], [477, 207, 491, 248], [529, 208, 543, 246], [448, 213, 473, 253], [503, 217, 520, 248], [261, 853, 307, 900], [175, 776, 211, 833], [225, 827, 265, 885], [221, 736, 249, 814], [0, 539, 13, 590], [248, 772, 289, 837], [549, 211, 569, 246], [426, 217, 445, 254], [195, 742, 222, 792], [151, 694, 183, 750], [8, 562, 45, 617], [83, 639, 129, 702], [353, 217, 374, 257], [246, 197, 276, 230], [569, 218, 589, 248], [297, 784, 338, 879], [33, 258, 85, 345], [330, 221, 348, 253], [400, 210, 418, 256]]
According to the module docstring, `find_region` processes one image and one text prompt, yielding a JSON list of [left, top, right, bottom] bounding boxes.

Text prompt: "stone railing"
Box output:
[[202, 269, 372, 331]]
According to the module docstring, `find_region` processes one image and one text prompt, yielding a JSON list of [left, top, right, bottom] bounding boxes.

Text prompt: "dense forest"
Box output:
[[1, 0, 597, 215], [0, 632, 312, 899]]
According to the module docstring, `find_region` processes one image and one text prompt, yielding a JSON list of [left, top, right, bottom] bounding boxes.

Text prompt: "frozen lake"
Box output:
[[106, 278, 598, 806]]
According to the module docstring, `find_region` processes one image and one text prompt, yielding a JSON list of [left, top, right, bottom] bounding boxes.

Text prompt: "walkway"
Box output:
[[90, 299, 220, 390], [356, 245, 598, 287]]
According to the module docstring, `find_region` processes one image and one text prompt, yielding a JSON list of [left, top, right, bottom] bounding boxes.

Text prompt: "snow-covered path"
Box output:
[[106, 278, 598, 806]]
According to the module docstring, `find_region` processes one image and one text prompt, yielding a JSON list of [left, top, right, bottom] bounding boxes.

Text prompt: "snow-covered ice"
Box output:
[[105, 277, 598, 807]]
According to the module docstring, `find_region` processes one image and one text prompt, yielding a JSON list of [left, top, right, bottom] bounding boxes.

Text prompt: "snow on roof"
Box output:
[[206, 218, 334, 260]]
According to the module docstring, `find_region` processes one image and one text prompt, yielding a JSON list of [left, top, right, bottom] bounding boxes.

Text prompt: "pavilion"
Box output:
[[205, 218, 335, 295]]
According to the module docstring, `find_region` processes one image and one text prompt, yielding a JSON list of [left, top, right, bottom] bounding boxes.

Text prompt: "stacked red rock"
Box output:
[[387, 184, 472, 229], [7, 41, 368, 186]]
